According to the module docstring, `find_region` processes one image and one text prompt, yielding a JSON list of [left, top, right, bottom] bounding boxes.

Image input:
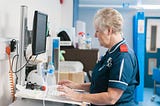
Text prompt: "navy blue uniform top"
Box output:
[[90, 39, 139, 106]]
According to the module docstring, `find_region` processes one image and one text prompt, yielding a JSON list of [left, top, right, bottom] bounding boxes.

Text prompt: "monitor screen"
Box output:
[[32, 11, 48, 55]]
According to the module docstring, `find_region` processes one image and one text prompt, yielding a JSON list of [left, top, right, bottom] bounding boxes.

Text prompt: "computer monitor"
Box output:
[[32, 11, 48, 55]]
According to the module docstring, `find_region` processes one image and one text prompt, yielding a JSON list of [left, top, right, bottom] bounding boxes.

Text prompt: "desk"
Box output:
[[9, 98, 64, 106], [10, 94, 87, 106], [9, 85, 88, 106], [61, 48, 99, 81]]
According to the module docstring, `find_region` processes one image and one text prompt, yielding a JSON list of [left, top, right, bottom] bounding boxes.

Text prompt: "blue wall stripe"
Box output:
[[73, 0, 79, 27], [133, 12, 145, 102]]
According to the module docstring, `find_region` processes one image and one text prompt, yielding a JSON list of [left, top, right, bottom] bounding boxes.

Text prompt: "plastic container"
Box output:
[[57, 61, 84, 83], [85, 33, 92, 49], [59, 61, 83, 72], [78, 32, 86, 49]]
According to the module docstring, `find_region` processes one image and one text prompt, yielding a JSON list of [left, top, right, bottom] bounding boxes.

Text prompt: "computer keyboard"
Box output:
[[15, 84, 88, 105], [16, 84, 64, 98], [47, 85, 64, 96]]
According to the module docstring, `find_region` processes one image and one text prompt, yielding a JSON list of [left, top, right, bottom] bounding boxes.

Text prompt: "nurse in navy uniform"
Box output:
[[57, 8, 139, 106]]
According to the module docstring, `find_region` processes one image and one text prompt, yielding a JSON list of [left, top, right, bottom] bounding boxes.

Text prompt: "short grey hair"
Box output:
[[94, 8, 123, 34]]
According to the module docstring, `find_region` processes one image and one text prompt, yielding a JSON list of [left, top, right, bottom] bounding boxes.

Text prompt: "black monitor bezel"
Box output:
[[32, 10, 48, 55]]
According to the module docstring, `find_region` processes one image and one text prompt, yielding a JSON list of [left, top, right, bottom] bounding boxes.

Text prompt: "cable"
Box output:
[[43, 76, 48, 106], [11, 54, 19, 69], [43, 93, 46, 106], [42, 70, 49, 106], [10, 39, 19, 84], [11, 40, 32, 84], [14, 41, 19, 84], [13, 55, 32, 73], [6, 46, 15, 102], [24, 50, 28, 62], [11, 54, 19, 84], [33, 55, 38, 62]]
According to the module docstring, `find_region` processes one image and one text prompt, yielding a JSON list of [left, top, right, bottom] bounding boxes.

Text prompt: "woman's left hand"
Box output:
[[57, 85, 82, 102]]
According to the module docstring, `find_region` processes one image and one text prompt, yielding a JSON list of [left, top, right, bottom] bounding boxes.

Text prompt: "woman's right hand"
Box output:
[[58, 80, 80, 89]]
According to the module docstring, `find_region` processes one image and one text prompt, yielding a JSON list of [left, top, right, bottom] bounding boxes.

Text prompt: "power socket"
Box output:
[[0, 37, 17, 60]]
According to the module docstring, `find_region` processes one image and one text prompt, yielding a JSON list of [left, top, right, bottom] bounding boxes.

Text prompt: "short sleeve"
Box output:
[[108, 53, 134, 90]]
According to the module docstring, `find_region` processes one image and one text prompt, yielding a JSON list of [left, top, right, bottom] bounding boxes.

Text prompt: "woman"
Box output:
[[57, 8, 139, 106]]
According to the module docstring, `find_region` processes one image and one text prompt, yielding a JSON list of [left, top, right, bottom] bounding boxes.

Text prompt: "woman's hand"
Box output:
[[58, 80, 80, 89], [57, 85, 82, 102]]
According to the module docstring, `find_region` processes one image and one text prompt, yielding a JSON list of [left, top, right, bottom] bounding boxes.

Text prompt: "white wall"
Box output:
[[0, 0, 73, 106], [61, 0, 73, 28], [0, 60, 11, 106]]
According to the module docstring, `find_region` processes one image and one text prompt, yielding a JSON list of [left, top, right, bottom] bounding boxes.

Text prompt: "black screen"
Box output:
[[32, 11, 48, 55]]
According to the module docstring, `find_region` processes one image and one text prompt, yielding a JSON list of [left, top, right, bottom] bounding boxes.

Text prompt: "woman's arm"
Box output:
[[80, 87, 123, 105], [58, 86, 123, 105], [77, 83, 91, 92]]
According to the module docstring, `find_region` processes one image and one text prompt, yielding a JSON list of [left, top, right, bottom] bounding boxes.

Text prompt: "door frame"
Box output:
[[144, 17, 160, 87]]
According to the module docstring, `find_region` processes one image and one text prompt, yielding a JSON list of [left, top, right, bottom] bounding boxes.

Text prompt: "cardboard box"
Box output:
[[55, 71, 84, 83]]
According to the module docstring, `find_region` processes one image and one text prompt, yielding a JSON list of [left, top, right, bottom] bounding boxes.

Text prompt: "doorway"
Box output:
[[145, 17, 160, 87]]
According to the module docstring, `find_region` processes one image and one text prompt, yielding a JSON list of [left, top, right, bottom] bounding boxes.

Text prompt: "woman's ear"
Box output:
[[104, 28, 112, 35], [104, 29, 109, 35], [108, 28, 113, 35]]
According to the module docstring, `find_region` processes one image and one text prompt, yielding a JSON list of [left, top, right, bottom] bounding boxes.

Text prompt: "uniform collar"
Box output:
[[108, 39, 126, 54]]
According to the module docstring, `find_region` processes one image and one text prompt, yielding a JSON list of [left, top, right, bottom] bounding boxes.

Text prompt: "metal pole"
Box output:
[[18, 5, 28, 85]]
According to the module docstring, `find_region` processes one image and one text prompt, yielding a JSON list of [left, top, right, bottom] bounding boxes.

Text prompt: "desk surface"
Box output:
[[9, 98, 64, 106], [14, 85, 87, 106]]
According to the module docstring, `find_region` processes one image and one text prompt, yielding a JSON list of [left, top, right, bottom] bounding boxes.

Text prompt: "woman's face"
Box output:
[[94, 28, 111, 48]]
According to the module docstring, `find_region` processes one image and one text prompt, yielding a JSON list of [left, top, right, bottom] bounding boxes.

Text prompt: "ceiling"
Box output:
[[78, 0, 160, 9], [79, 0, 160, 6], [79, 0, 139, 6]]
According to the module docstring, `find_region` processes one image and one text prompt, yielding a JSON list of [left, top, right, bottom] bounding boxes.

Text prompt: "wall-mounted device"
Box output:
[[0, 37, 17, 60]]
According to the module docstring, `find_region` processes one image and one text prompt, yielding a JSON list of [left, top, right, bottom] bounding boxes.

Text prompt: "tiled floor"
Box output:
[[136, 88, 160, 106]]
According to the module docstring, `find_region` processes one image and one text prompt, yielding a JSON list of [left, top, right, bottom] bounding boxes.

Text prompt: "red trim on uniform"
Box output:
[[120, 44, 128, 52]]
